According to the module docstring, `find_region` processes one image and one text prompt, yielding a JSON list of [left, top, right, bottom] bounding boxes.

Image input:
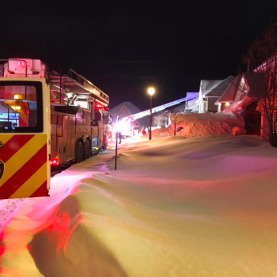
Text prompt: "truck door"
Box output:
[[0, 80, 50, 199]]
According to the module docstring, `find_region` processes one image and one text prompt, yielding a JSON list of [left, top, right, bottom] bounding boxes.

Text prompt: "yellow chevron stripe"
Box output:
[[0, 134, 14, 144], [10, 162, 47, 198], [0, 135, 47, 187]]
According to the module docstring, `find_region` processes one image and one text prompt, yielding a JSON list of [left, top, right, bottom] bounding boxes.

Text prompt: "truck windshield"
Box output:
[[0, 81, 43, 133]]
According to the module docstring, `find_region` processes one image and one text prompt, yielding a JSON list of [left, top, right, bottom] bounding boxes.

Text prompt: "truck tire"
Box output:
[[84, 140, 91, 160], [76, 141, 84, 163]]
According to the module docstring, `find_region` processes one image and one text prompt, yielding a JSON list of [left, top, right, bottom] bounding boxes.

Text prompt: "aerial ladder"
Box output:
[[122, 94, 199, 122]]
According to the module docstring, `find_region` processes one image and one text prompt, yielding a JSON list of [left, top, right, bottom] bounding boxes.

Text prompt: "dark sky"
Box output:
[[1, 0, 277, 110]]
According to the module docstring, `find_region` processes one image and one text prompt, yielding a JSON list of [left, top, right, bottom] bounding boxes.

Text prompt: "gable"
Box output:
[[117, 105, 131, 117]]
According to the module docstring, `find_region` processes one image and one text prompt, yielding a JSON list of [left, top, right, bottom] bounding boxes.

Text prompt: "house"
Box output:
[[184, 92, 199, 113], [111, 93, 200, 131], [152, 93, 199, 128], [197, 76, 234, 113], [153, 103, 187, 128], [215, 75, 242, 112], [218, 73, 265, 134], [253, 53, 277, 141], [109, 102, 149, 130]]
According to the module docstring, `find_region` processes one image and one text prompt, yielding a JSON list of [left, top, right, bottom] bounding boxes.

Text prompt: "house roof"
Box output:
[[254, 51, 277, 72], [109, 102, 149, 127], [216, 75, 242, 104], [242, 72, 265, 98], [222, 72, 265, 112], [205, 76, 235, 97], [199, 79, 222, 99], [109, 102, 141, 119]]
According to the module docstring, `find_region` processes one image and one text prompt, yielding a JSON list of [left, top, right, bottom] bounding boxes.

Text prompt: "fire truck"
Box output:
[[0, 58, 109, 199]]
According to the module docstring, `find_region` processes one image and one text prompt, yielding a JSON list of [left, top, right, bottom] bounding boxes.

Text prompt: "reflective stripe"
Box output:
[[0, 135, 33, 163], [0, 134, 14, 145], [10, 162, 48, 198], [0, 135, 46, 186], [0, 144, 47, 198], [0, 134, 48, 199]]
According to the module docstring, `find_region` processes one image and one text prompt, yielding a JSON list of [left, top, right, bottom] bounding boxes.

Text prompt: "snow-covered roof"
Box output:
[[205, 76, 235, 97], [109, 102, 141, 118], [222, 73, 265, 113], [217, 73, 265, 112], [243, 72, 265, 99], [109, 102, 149, 128], [216, 75, 242, 104], [196, 76, 234, 104]]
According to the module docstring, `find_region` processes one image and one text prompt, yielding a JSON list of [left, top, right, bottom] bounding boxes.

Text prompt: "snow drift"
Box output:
[[170, 112, 246, 137], [1, 135, 277, 277]]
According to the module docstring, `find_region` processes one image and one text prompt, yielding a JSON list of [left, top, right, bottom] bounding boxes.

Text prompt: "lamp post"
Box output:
[[147, 87, 155, 140]]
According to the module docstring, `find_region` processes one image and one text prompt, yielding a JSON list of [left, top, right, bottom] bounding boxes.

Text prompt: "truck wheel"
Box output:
[[84, 141, 91, 160], [76, 141, 84, 163]]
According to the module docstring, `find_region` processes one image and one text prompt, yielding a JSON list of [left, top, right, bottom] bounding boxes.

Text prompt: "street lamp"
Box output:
[[147, 87, 155, 140]]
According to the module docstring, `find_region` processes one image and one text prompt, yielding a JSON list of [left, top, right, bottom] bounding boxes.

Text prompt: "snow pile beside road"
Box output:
[[0, 199, 25, 229], [137, 127, 170, 141], [171, 112, 246, 137], [1, 136, 277, 277]]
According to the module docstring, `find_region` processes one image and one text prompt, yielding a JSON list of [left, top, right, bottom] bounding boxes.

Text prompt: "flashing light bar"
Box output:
[[17, 62, 29, 66], [14, 94, 23, 100]]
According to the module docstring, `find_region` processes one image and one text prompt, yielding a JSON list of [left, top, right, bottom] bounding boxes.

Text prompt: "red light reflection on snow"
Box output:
[[45, 209, 83, 253], [0, 232, 5, 273]]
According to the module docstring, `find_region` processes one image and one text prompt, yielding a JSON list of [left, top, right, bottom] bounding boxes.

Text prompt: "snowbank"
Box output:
[[170, 112, 246, 137], [1, 135, 277, 277]]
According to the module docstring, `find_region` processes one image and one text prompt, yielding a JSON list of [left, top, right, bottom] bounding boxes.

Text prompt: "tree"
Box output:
[[242, 22, 277, 146], [170, 113, 184, 136]]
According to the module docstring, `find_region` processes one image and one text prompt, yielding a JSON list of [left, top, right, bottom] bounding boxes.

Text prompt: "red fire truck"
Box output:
[[0, 58, 109, 199]]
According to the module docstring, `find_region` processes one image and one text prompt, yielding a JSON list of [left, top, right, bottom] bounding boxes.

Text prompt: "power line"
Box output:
[[99, 86, 229, 91], [53, 59, 235, 63], [89, 75, 202, 80]]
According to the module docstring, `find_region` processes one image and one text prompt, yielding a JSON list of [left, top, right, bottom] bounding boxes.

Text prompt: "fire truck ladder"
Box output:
[[49, 68, 110, 107], [67, 68, 109, 106], [49, 71, 69, 105], [122, 94, 199, 121]]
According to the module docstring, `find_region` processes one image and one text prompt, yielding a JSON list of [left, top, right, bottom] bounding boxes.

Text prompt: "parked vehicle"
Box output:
[[0, 58, 109, 199]]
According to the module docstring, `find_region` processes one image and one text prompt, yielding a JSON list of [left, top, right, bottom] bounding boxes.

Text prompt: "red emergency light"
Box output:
[[50, 158, 59, 166], [96, 103, 103, 109], [17, 62, 29, 66]]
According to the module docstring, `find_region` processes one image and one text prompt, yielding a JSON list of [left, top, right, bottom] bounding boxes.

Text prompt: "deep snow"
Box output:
[[1, 135, 277, 277]]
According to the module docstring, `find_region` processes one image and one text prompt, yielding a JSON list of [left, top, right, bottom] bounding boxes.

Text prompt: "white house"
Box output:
[[197, 76, 234, 113]]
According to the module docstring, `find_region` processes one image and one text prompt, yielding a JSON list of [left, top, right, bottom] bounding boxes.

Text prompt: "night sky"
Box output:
[[1, 0, 277, 110]]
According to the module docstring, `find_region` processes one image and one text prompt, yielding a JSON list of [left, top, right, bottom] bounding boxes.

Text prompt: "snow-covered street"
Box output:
[[1, 135, 277, 277]]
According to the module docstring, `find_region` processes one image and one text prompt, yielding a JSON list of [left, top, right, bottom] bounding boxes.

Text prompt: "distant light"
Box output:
[[14, 94, 23, 100], [11, 105, 21, 110], [147, 87, 155, 96], [225, 102, 230, 107]]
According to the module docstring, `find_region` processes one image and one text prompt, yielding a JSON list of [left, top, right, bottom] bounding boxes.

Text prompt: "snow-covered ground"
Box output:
[[1, 135, 277, 277]]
